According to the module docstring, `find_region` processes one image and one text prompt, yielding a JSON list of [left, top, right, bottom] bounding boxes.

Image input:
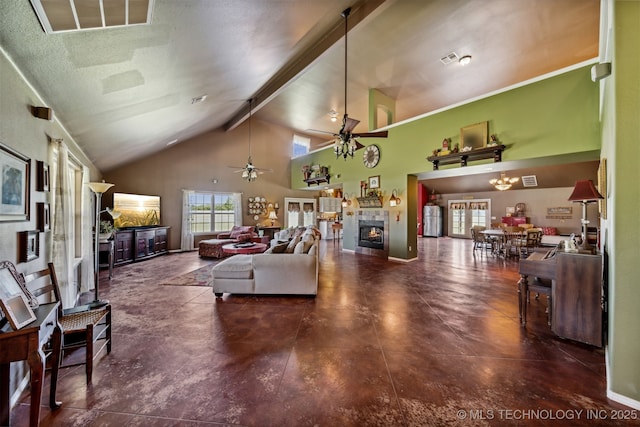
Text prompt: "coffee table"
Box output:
[[222, 242, 268, 255]]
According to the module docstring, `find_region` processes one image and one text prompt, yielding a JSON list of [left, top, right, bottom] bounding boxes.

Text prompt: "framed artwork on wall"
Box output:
[[36, 160, 50, 192], [37, 202, 50, 231], [18, 230, 40, 263], [0, 142, 31, 222], [460, 121, 488, 150], [368, 175, 380, 189]]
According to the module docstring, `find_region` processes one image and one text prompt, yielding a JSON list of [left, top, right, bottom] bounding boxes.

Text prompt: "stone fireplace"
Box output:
[[355, 210, 389, 258]]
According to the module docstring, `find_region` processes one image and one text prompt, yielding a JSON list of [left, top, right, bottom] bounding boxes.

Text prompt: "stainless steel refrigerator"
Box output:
[[423, 205, 443, 237]]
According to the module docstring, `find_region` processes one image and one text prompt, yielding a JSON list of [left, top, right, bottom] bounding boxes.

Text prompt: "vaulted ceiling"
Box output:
[[1, 0, 600, 180]]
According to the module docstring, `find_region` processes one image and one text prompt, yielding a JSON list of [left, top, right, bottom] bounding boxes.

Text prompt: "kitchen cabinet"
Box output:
[[319, 197, 342, 213]]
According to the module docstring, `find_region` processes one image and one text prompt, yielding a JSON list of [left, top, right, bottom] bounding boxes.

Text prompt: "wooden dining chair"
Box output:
[[520, 229, 543, 256], [22, 263, 111, 383], [471, 226, 494, 253], [503, 226, 524, 257]]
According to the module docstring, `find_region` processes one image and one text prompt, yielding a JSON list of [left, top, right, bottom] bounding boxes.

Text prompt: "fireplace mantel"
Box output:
[[356, 196, 383, 208]]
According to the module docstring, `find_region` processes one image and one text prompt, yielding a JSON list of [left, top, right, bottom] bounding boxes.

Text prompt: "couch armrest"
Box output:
[[218, 232, 231, 239]]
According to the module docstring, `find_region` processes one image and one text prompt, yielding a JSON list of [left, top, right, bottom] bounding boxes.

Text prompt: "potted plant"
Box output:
[[99, 220, 115, 240]]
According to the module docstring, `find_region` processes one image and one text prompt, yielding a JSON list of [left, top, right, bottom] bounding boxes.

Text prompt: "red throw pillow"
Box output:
[[542, 227, 558, 235], [236, 233, 252, 243]]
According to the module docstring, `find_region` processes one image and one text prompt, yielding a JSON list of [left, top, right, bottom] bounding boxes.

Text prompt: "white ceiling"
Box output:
[[0, 0, 600, 174]]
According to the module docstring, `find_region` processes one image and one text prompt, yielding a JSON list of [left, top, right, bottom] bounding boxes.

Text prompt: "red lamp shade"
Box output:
[[568, 180, 603, 202]]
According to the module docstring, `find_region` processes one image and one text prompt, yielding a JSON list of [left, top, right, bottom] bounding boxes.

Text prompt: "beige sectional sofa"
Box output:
[[211, 226, 320, 297]]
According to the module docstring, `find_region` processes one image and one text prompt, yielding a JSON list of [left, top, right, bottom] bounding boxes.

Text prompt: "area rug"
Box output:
[[160, 264, 217, 286]]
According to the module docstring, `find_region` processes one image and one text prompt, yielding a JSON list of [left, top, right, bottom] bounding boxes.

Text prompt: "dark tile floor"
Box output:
[[11, 237, 639, 426]]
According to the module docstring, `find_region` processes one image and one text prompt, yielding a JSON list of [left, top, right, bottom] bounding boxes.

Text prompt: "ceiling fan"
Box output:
[[309, 7, 388, 160], [228, 99, 273, 182]]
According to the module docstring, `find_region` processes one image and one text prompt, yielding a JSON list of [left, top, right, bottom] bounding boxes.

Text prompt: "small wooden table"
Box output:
[[99, 239, 114, 279], [0, 303, 62, 427], [222, 242, 268, 255]]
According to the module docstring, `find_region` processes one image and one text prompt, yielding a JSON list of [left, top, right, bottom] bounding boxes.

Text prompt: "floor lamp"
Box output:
[[88, 181, 115, 309], [568, 179, 603, 253]]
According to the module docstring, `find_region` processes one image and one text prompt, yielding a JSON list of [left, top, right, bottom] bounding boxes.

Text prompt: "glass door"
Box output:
[[284, 197, 316, 228]]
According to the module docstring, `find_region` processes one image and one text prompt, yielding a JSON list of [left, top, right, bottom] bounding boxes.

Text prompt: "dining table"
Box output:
[[480, 228, 525, 257]]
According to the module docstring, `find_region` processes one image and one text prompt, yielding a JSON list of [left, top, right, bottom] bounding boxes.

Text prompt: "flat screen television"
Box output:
[[112, 193, 160, 229]]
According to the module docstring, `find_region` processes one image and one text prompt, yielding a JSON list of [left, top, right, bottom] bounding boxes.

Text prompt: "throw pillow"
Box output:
[[285, 236, 301, 253], [229, 230, 244, 239], [277, 228, 291, 241], [236, 233, 252, 243], [542, 227, 558, 235], [271, 241, 289, 253], [294, 240, 314, 254]]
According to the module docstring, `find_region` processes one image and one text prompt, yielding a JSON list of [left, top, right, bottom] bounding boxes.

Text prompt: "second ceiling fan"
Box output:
[[311, 7, 388, 159]]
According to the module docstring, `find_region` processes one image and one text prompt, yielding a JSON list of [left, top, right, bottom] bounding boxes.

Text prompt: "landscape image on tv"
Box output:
[[112, 193, 160, 228]]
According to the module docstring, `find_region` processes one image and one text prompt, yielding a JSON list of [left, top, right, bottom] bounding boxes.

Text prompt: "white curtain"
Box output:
[[233, 193, 242, 226], [49, 140, 76, 308], [181, 189, 194, 251], [80, 166, 93, 293]]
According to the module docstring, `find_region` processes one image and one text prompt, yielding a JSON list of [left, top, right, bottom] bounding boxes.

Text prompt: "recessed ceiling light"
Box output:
[[191, 95, 207, 104], [459, 55, 472, 66]]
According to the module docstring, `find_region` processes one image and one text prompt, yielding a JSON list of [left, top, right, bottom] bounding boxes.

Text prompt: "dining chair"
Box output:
[[22, 263, 112, 383], [503, 226, 525, 257], [470, 226, 491, 252], [519, 229, 543, 256]]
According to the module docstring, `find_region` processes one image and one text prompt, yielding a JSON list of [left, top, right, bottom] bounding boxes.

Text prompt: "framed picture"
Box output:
[[460, 121, 488, 150], [0, 260, 39, 321], [0, 294, 36, 330], [18, 230, 40, 263], [0, 142, 31, 222], [36, 160, 50, 192], [368, 175, 380, 189], [37, 202, 50, 231], [546, 206, 573, 219]]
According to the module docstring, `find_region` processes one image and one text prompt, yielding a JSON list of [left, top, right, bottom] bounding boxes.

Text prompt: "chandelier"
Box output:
[[490, 172, 519, 191]]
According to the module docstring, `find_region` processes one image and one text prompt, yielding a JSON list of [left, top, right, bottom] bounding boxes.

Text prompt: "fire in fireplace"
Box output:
[[359, 220, 384, 249]]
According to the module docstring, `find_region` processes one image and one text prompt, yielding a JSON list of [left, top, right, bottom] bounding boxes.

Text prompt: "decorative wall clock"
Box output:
[[363, 144, 380, 168]]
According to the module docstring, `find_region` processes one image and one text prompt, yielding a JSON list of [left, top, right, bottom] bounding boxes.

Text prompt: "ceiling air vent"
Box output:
[[521, 175, 538, 187], [29, 0, 154, 34], [440, 52, 459, 65]]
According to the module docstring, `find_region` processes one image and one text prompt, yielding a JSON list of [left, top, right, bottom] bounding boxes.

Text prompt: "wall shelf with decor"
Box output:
[[304, 174, 330, 186], [356, 196, 383, 208], [426, 145, 506, 170]]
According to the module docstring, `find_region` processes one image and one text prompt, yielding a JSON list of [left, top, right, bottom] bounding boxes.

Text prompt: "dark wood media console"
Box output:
[[113, 226, 170, 265]]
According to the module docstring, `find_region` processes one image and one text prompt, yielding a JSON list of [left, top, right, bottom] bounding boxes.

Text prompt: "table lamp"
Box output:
[[268, 211, 277, 226], [568, 179, 603, 253]]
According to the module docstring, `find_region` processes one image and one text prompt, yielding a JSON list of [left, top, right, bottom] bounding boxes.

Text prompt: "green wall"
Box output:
[[606, 0, 640, 406], [293, 66, 600, 259]]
